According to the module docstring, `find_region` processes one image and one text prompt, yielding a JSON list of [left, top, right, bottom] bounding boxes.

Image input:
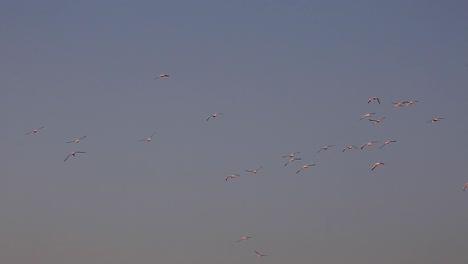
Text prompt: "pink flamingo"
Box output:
[[207, 113, 223, 121], [379, 140, 396, 149], [427, 117, 445, 123], [154, 74, 170, 80], [25, 126, 45, 135], [360, 113, 376, 120], [371, 162, 384, 171], [369, 117, 385, 124], [138, 132, 157, 142], [318, 145, 334, 152], [225, 174, 240, 181], [296, 164, 316, 174], [236, 236, 252, 242], [64, 151, 86, 162], [66, 136, 86, 143], [368, 97, 380, 104]]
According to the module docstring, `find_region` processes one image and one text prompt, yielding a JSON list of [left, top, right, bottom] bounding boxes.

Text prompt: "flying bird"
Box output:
[[66, 136, 87, 143], [392, 102, 405, 107], [64, 151, 86, 162], [369, 117, 385, 124], [360, 113, 376, 120], [371, 162, 384, 171], [236, 236, 252, 242], [404, 100, 419, 106], [25, 126, 45, 135], [154, 74, 170, 80], [361, 141, 378, 149], [138, 132, 157, 142], [207, 113, 223, 121], [296, 164, 316, 174], [379, 140, 397, 149], [245, 167, 262, 174], [342, 146, 358, 152], [225, 174, 240, 181], [282, 152, 300, 158], [318, 145, 334, 152], [463, 183, 468, 191], [254, 250, 268, 257], [427, 117, 445, 123], [368, 97, 380, 104], [284, 157, 302, 166]]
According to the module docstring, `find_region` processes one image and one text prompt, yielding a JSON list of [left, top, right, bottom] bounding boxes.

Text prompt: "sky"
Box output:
[[2, 0, 468, 263]]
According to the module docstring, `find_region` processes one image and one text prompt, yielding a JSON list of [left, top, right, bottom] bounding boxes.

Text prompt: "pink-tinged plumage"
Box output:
[[404, 100, 419, 106], [360, 113, 376, 120], [138, 132, 157, 142], [245, 166, 262, 174], [25, 126, 45, 135], [371, 162, 384, 171], [427, 117, 445, 123], [361, 141, 378, 149], [225, 174, 240, 181], [379, 140, 397, 149], [342, 145, 358, 152], [369, 117, 385, 124], [463, 183, 468, 191], [154, 74, 170, 80], [254, 250, 268, 257], [318, 145, 334, 152], [236, 236, 252, 242], [66, 136, 87, 143], [282, 152, 300, 158], [296, 164, 316, 174]]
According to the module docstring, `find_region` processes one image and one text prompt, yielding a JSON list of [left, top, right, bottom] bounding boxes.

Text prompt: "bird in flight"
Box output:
[[379, 140, 397, 149], [361, 141, 378, 149], [207, 113, 223, 121], [282, 152, 300, 158], [66, 136, 87, 143], [318, 145, 334, 153], [64, 151, 86, 162], [284, 157, 302, 166], [154, 74, 170, 80], [225, 174, 240, 181], [392, 102, 405, 107], [427, 117, 445, 123], [25, 126, 45, 135], [245, 167, 262, 174], [138, 132, 157, 142], [236, 236, 252, 242], [342, 146, 358, 152], [360, 113, 376, 120], [369, 117, 385, 124], [463, 183, 468, 191], [368, 97, 380, 104], [254, 250, 268, 257], [371, 162, 384, 171], [404, 100, 419, 106], [296, 164, 316, 174]]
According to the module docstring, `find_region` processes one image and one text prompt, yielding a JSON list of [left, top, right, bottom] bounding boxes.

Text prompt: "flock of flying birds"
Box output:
[[23, 74, 467, 258]]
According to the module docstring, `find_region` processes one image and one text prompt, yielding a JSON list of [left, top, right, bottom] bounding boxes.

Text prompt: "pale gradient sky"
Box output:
[[2, 1, 468, 263]]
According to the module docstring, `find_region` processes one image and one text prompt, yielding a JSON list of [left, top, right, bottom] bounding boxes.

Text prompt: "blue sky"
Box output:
[[2, 1, 468, 263]]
